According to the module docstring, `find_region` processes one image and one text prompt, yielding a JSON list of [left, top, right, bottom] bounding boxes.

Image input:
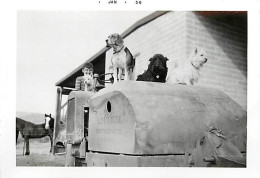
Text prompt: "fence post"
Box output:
[[52, 87, 62, 155]]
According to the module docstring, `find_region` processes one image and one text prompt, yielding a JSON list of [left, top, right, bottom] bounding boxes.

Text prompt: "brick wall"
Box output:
[[105, 12, 187, 83], [185, 12, 247, 110], [105, 11, 247, 109]]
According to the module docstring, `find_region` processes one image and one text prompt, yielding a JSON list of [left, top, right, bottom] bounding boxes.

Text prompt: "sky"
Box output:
[[16, 11, 152, 114]]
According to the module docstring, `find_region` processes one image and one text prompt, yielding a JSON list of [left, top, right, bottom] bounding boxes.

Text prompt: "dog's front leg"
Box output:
[[113, 67, 118, 83], [118, 68, 122, 82], [25, 137, 30, 155], [124, 67, 129, 81]]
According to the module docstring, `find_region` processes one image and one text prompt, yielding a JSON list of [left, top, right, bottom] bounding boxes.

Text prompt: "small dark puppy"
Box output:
[[137, 54, 168, 83]]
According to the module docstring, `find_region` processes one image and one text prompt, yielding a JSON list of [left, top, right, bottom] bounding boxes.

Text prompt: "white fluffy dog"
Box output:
[[167, 48, 208, 85], [83, 73, 95, 92]]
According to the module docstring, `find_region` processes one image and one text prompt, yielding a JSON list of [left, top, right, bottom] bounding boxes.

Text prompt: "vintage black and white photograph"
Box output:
[[1, 0, 260, 178], [15, 10, 247, 167]]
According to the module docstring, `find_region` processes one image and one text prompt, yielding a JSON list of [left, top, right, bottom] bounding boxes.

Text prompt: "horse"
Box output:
[[16, 114, 55, 155]]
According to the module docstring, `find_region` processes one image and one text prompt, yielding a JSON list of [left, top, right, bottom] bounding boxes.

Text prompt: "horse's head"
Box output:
[[44, 114, 54, 130]]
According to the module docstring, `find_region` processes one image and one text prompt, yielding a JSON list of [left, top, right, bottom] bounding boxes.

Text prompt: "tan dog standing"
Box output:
[[106, 33, 135, 83], [167, 47, 208, 85]]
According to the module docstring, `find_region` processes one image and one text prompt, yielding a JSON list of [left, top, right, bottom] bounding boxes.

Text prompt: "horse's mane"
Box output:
[[17, 117, 37, 124], [16, 117, 47, 126]]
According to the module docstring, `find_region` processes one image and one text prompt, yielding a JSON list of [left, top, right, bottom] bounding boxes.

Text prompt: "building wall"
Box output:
[[105, 11, 247, 109], [185, 12, 247, 109], [105, 11, 187, 82]]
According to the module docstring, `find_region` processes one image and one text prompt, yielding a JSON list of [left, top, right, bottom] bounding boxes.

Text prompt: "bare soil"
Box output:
[[16, 141, 66, 167]]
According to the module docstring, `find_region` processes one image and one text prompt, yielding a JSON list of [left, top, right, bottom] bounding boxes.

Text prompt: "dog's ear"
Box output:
[[164, 57, 169, 61], [115, 34, 124, 46], [149, 57, 154, 62], [195, 48, 198, 54]]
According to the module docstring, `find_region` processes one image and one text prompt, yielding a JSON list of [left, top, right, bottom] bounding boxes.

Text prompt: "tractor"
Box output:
[[63, 81, 246, 167]]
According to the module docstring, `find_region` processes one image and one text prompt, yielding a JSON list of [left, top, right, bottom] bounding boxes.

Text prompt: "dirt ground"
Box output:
[[16, 141, 66, 167]]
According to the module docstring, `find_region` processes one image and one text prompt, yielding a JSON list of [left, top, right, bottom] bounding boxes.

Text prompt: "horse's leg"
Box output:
[[16, 129, 19, 145], [25, 137, 30, 155], [23, 139, 25, 156], [49, 135, 53, 153]]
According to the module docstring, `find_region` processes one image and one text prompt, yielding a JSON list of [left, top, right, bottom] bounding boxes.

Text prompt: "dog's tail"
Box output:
[[133, 52, 140, 59], [131, 52, 141, 70]]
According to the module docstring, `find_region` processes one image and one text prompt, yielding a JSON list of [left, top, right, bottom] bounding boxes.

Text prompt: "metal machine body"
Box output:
[[65, 81, 246, 167], [65, 91, 94, 166]]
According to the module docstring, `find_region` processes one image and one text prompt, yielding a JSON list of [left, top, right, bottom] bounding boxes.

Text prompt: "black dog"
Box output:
[[137, 54, 168, 83]]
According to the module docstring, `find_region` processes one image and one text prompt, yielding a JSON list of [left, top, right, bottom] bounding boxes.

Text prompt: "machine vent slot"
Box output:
[[67, 98, 75, 135], [106, 101, 111, 113], [84, 107, 89, 151]]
